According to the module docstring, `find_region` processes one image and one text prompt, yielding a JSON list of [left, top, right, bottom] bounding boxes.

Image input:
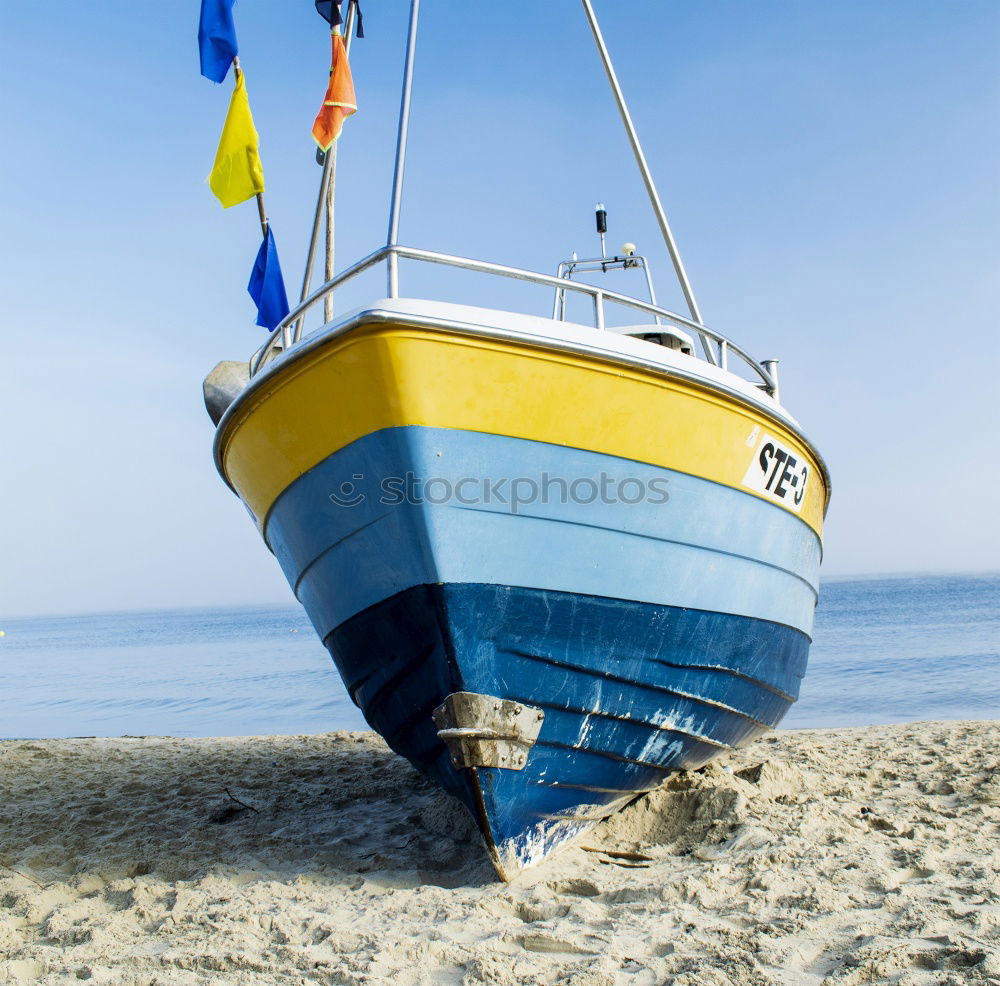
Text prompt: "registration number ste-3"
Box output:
[[742, 431, 809, 511]]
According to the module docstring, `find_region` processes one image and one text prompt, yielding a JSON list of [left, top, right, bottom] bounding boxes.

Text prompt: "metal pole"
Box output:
[[761, 359, 780, 401], [386, 0, 421, 298], [593, 291, 605, 330], [639, 259, 662, 326], [295, 158, 334, 340], [324, 148, 337, 322], [294, 1, 358, 340], [579, 0, 704, 329], [254, 194, 268, 238], [323, 2, 357, 323], [552, 263, 568, 319]]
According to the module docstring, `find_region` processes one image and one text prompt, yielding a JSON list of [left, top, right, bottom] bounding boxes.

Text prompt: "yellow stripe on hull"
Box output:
[[217, 324, 828, 536]]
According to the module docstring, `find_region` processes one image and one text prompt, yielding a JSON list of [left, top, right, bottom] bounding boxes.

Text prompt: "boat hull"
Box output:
[[215, 306, 828, 878], [327, 581, 807, 877]]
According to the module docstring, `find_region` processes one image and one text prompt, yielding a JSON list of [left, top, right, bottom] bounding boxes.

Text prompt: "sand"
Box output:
[[1, 721, 998, 985]]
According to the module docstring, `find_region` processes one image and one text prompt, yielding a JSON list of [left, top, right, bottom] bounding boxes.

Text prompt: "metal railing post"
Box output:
[[552, 263, 567, 319], [639, 258, 663, 326], [386, 0, 421, 298], [761, 359, 780, 401], [594, 291, 605, 330]]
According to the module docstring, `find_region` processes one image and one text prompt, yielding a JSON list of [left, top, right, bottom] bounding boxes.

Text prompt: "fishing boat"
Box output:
[[205, 1, 830, 879]]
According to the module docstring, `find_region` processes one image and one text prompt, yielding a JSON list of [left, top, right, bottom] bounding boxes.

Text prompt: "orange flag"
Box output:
[[312, 31, 357, 151]]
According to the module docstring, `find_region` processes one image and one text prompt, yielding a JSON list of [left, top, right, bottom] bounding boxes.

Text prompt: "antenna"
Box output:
[[553, 206, 661, 325]]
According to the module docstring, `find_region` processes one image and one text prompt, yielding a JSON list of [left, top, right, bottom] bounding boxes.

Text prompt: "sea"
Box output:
[[1, 574, 997, 740]]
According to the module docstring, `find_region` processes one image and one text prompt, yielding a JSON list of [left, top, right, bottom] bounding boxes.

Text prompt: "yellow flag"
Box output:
[[209, 71, 264, 208]]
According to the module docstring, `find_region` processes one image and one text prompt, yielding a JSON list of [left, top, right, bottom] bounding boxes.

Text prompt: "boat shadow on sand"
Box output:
[[1, 731, 806, 892], [2, 732, 502, 890]]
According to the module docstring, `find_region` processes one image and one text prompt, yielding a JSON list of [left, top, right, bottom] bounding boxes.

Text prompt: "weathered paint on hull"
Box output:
[[260, 425, 817, 877], [325, 582, 807, 878]]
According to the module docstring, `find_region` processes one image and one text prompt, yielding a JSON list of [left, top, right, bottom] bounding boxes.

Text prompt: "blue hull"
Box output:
[[262, 425, 820, 876], [325, 582, 807, 876]]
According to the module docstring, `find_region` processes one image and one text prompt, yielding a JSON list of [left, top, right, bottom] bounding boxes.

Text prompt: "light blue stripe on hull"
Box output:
[[265, 426, 821, 638]]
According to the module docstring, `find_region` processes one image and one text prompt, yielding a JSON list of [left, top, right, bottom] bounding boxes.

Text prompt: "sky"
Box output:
[[1, 0, 998, 618]]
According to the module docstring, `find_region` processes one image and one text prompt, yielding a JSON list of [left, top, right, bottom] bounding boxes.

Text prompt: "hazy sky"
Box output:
[[1, 1, 998, 618]]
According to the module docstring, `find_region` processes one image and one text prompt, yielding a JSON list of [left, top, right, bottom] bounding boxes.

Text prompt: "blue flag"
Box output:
[[248, 226, 290, 331], [199, 0, 238, 83], [316, 1, 364, 38]]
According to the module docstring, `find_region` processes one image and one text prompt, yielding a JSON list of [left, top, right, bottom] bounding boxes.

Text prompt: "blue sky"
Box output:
[[1, 1, 997, 617]]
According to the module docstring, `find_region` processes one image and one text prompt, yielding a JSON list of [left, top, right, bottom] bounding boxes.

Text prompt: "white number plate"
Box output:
[[743, 433, 809, 511]]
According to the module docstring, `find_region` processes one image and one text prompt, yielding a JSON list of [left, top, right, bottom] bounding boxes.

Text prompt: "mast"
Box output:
[[293, 1, 708, 354], [386, 0, 421, 299], [579, 0, 706, 334], [294, 0, 359, 340]]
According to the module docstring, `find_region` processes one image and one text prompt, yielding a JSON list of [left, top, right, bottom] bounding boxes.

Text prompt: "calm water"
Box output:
[[1, 575, 997, 739]]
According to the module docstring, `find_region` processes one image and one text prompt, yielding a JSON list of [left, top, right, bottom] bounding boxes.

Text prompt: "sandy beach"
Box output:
[[1, 721, 997, 985]]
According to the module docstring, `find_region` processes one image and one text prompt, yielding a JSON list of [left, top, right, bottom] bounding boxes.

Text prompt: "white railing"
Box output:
[[250, 245, 779, 398]]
